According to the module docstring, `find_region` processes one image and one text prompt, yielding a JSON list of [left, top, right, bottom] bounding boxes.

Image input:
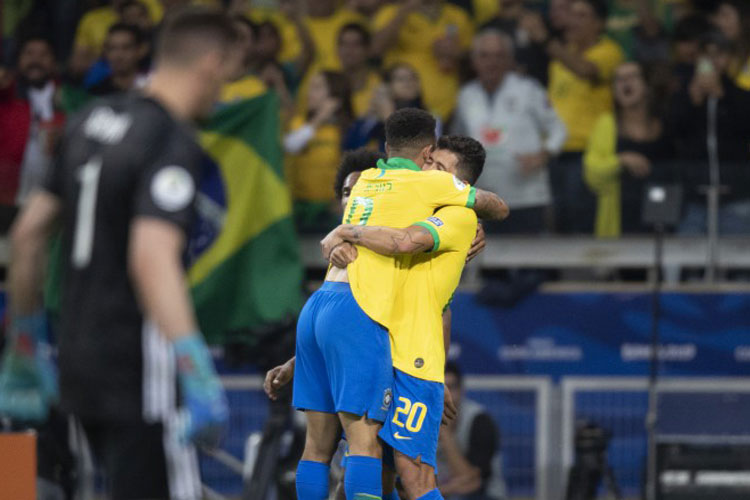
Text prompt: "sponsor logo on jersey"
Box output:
[[427, 216, 443, 227], [453, 175, 467, 191], [84, 107, 132, 144], [151, 166, 195, 212], [393, 432, 412, 440]]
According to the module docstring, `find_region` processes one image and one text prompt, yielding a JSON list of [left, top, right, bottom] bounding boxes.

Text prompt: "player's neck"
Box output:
[[144, 71, 198, 122]]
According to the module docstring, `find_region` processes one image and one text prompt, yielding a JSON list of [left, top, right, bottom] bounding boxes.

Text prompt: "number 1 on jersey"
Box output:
[[344, 196, 374, 225], [72, 157, 103, 268]]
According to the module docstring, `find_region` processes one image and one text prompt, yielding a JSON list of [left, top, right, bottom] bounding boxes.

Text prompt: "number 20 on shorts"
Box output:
[[391, 397, 427, 432]]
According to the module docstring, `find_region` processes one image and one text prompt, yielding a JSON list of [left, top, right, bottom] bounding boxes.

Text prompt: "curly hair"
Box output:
[[333, 149, 386, 200]]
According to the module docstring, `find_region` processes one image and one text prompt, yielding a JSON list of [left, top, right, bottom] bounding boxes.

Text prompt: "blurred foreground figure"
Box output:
[[1, 8, 241, 499]]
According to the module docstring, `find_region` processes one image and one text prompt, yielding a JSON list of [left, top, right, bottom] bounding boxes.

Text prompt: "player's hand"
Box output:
[[330, 242, 358, 268], [174, 334, 229, 449], [442, 386, 458, 425], [466, 222, 485, 262], [264, 357, 295, 401], [0, 312, 58, 423], [321, 225, 349, 261], [520, 10, 549, 44]]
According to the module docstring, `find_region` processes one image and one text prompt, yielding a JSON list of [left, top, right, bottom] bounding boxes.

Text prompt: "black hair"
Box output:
[[15, 33, 55, 62], [156, 7, 237, 66], [445, 361, 463, 386], [384, 108, 436, 152], [574, 0, 608, 22], [257, 20, 281, 42], [436, 135, 486, 185], [338, 22, 371, 47], [120, 0, 148, 14], [107, 22, 145, 45], [334, 149, 386, 200]]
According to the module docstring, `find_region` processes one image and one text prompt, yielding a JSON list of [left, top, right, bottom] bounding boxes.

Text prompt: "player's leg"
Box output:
[[293, 293, 339, 500], [314, 282, 395, 500], [382, 443, 401, 500], [101, 418, 200, 500], [379, 369, 445, 500]]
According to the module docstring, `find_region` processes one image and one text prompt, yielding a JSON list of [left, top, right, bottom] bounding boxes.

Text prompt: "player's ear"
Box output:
[[384, 142, 391, 157], [420, 144, 432, 163]]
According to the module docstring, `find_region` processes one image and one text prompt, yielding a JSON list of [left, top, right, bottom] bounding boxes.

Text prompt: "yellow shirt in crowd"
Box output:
[[374, 4, 474, 121], [74, 0, 219, 54], [285, 115, 342, 203], [549, 36, 624, 152], [220, 75, 268, 104], [344, 158, 476, 382], [387, 205, 476, 382], [352, 71, 383, 118]]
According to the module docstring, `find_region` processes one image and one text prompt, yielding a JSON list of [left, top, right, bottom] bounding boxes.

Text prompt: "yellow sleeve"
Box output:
[[413, 206, 477, 253], [74, 12, 96, 50], [415, 171, 476, 210], [587, 38, 625, 82], [583, 113, 620, 194], [454, 8, 475, 49], [373, 5, 399, 31]]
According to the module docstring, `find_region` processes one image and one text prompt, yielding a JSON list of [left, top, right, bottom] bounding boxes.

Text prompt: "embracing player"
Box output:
[[320, 135, 489, 500], [0, 9, 239, 499], [291, 109, 507, 500]]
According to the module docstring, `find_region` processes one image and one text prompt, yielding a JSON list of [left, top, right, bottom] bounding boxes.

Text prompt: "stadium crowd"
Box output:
[[2, 0, 750, 237]]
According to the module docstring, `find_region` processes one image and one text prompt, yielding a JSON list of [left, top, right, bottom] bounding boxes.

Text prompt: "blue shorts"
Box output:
[[292, 282, 393, 422], [379, 369, 444, 468]]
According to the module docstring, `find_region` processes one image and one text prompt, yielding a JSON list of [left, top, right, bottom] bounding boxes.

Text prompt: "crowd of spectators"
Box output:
[[2, 0, 750, 237]]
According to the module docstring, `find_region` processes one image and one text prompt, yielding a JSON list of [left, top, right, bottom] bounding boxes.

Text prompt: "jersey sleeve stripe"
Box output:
[[413, 221, 440, 252], [466, 186, 477, 209]]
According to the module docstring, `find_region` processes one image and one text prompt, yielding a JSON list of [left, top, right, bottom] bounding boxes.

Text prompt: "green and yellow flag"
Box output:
[[189, 92, 303, 344]]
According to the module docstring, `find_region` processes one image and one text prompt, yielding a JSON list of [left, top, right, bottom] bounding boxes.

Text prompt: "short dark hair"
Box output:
[[385, 108, 436, 152], [15, 33, 55, 58], [574, 0, 608, 21], [673, 14, 711, 43], [445, 361, 463, 386], [338, 22, 371, 47], [120, 0, 148, 14], [108, 22, 145, 45], [156, 7, 237, 66], [334, 149, 385, 200], [436, 135, 486, 185]]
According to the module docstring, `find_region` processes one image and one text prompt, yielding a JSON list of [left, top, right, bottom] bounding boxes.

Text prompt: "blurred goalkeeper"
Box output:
[[0, 8, 241, 499]]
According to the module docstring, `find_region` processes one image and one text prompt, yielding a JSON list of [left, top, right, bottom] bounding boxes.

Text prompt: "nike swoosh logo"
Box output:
[[393, 432, 412, 440]]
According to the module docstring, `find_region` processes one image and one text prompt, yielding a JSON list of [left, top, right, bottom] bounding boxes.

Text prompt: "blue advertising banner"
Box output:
[[450, 291, 750, 378]]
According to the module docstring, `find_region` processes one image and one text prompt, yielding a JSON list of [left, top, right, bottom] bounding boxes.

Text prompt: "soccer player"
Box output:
[[292, 108, 508, 500], [0, 9, 241, 499], [321, 135, 490, 500]]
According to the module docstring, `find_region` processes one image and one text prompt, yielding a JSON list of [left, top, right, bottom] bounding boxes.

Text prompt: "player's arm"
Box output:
[[129, 218, 198, 340], [8, 192, 61, 315], [473, 189, 510, 221], [2, 191, 62, 421], [416, 171, 509, 222], [321, 223, 435, 259]]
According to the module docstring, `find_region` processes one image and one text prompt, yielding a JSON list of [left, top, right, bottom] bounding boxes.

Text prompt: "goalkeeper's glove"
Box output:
[[0, 311, 58, 422], [174, 333, 228, 448]]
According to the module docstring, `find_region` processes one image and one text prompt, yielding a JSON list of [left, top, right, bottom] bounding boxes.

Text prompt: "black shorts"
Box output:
[[77, 417, 201, 500]]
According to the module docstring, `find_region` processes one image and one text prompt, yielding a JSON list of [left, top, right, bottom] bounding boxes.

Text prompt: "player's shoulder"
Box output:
[[433, 205, 477, 226]]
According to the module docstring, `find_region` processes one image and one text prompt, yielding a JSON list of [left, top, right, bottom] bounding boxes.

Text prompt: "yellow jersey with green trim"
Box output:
[[344, 158, 476, 333], [389, 206, 476, 382]]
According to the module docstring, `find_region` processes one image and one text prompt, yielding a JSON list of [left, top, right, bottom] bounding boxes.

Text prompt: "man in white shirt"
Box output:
[[452, 29, 566, 234]]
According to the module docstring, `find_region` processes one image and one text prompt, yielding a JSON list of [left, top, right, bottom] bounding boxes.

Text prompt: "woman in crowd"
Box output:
[[284, 70, 353, 232], [344, 62, 439, 150], [584, 61, 673, 237], [712, 0, 750, 90]]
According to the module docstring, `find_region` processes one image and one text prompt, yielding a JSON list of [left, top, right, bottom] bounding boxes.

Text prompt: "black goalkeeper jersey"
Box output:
[[43, 94, 203, 422]]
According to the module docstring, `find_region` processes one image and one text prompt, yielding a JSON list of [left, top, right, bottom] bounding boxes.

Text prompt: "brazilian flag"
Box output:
[[46, 89, 303, 344], [188, 92, 303, 344]]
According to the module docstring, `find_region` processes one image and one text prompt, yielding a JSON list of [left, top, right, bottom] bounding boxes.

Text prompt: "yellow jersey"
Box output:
[[387, 206, 476, 382], [343, 157, 476, 362], [74, 0, 163, 53], [373, 4, 474, 121], [285, 115, 342, 203], [549, 36, 624, 152]]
